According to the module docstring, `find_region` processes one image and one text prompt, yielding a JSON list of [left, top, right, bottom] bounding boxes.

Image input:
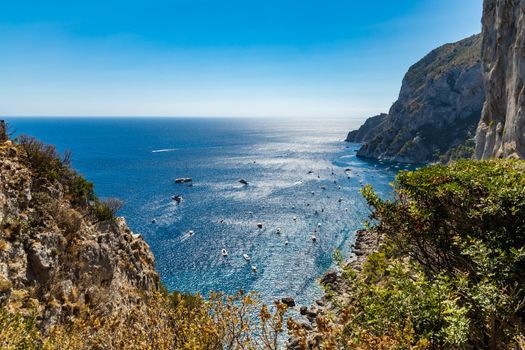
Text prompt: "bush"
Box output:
[[0, 291, 289, 350], [294, 159, 525, 349]]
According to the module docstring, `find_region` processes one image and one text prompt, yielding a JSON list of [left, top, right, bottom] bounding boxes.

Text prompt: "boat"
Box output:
[[239, 179, 249, 185], [243, 254, 251, 261], [151, 218, 157, 224], [320, 185, 326, 190], [317, 223, 322, 227], [172, 195, 183, 203], [311, 235, 317, 242], [222, 249, 228, 257], [251, 265, 257, 272], [276, 228, 281, 234], [257, 222, 263, 229], [293, 216, 297, 221], [175, 178, 192, 183], [285, 240, 289, 245], [188, 230, 194, 236]]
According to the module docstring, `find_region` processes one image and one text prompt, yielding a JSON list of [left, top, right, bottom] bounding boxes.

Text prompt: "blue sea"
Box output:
[[7, 117, 406, 305]]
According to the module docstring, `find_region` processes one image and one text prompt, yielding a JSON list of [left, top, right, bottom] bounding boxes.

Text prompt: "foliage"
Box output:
[[291, 159, 525, 349], [16, 135, 124, 222], [0, 291, 289, 350]]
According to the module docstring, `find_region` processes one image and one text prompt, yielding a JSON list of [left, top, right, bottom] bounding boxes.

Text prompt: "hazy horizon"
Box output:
[[1, 0, 482, 118]]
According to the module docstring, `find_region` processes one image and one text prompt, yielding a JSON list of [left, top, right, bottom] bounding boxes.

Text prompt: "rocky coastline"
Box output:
[[348, 34, 484, 164], [287, 229, 382, 349]]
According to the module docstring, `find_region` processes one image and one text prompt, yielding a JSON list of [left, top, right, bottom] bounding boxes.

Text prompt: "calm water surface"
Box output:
[[7, 117, 407, 305]]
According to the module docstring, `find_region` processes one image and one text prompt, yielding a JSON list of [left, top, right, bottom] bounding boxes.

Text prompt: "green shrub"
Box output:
[[359, 159, 525, 348], [294, 160, 525, 349]]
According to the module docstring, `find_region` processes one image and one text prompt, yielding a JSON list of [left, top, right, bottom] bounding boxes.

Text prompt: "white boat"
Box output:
[[222, 249, 228, 257], [311, 235, 317, 242], [317, 223, 322, 227], [243, 254, 251, 261], [276, 228, 281, 234], [188, 230, 194, 236], [285, 240, 289, 245], [251, 265, 257, 273], [293, 216, 297, 221]]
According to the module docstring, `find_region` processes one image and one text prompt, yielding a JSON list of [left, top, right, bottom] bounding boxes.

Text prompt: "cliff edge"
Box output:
[[476, 0, 525, 159], [349, 34, 484, 164], [0, 127, 159, 329]]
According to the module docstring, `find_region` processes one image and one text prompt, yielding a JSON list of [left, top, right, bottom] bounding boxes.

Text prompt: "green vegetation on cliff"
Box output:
[[305, 159, 525, 349]]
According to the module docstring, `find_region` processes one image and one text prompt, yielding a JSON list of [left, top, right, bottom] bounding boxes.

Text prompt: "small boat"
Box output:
[[222, 249, 228, 257], [187, 230, 194, 236], [239, 179, 249, 185], [293, 216, 297, 221], [345, 168, 351, 171], [257, 223, 263, 229], [307, 170, 314, 174], [338, 198, 343, 203], [285, 240, 289, 245], [292, 205, 296, 209], [311, 191, 315, 195], [243, 254, 251, 261], [151, 219, 157, 224], [276, 228, 281, 234], [311, 235, 317, 242], [251, 265, 257, 272], [344, 208, 348, 211], [317, 223, 322, 227], [320, 185, 326, 190], [175, 178, 192, 183], [172, 195, 183, 203], [338, 186, 341, 189]]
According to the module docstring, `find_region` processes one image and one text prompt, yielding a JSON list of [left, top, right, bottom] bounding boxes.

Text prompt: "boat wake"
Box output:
[[152, 148, 177, 153]]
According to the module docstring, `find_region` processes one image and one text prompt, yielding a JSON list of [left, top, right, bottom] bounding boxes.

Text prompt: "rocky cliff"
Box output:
[[349, 34, 484, 164], [345, 113, 388, 143], [0, 132, 159, 329], [475, 0, 525, 159]]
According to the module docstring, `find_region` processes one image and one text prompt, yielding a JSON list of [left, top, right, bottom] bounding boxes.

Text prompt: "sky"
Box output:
[[0, 0, 482, 119]]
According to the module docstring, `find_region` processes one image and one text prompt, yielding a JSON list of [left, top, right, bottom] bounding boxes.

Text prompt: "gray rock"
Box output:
[[281, 297, 295, 307], [351, 34, 484, 164], [475, 0, 525, 160]]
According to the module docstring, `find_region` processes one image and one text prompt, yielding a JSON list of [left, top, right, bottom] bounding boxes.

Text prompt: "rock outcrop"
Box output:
[[345, 113, 388, 143], [475, 0, 525, 160], [348, 34, 484, 164], [0, 138, 159, 328]]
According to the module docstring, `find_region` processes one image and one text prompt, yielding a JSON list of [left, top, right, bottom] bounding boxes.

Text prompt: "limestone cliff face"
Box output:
[[475, 0, 525, 159], [0, 139, 159, 328], [350, 35, 484, 164]]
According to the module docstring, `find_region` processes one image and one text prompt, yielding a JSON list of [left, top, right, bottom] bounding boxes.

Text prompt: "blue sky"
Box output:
[[1, 0, 482, 118]]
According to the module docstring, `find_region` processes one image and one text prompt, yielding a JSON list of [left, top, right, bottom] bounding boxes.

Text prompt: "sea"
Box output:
[[6, 117, 408, 306]]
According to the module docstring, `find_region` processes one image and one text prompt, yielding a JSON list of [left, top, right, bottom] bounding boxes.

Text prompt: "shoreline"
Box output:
[[287, 229, 382, 349]]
